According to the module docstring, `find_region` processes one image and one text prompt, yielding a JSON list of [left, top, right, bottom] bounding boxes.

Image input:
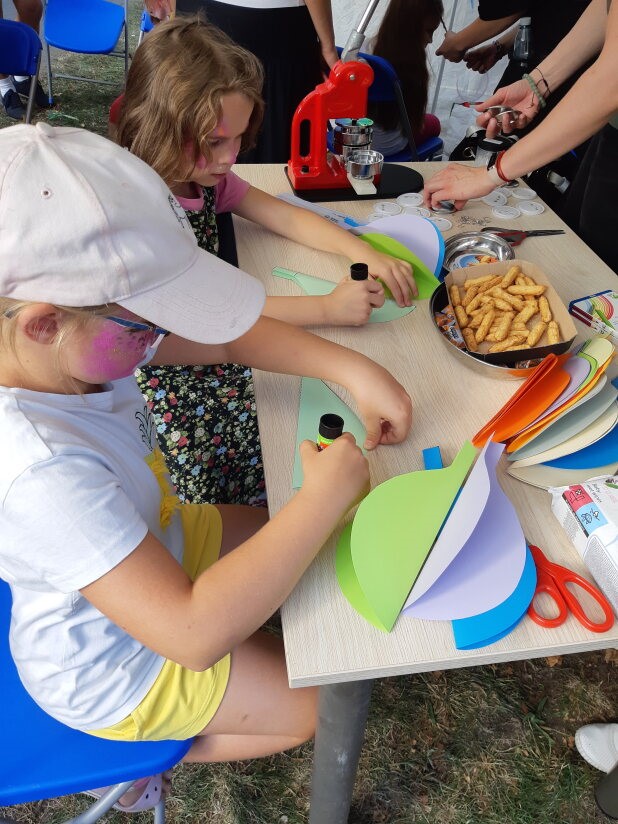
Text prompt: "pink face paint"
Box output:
[[78, 320, 155, 383]]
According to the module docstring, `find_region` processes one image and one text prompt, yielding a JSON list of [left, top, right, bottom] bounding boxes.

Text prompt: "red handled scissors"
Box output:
[[527, 544, 615, 632], [485, 227, 566, 246]]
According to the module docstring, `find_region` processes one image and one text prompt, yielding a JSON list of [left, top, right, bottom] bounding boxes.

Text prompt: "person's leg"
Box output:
[[182, 503, 317, 762], [13, 0, 42, 31]]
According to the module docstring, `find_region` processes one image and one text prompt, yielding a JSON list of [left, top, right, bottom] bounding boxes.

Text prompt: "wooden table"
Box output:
[[232, 163, 618, 823]]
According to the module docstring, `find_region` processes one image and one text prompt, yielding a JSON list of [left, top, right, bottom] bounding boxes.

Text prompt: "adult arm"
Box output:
[[153, 315, 413, 448], [424, 0, 616, 206], [305, 0, 338, 68], [436, 14, 520, 62], [235, 186, 417, 304]]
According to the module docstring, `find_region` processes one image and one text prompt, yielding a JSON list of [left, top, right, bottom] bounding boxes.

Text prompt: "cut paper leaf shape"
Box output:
[[359, 233, 440, 300], [272, 267, 416, 323], [507, 399, 618, 469], [335, 441, 477, 632], [545, 415, 618, 469], [472, 353, 571, 447], [525, 354, 591, 427], [354, 214, 445, 278], [452, 546, 537, 650], [402, 440, 527, 620], [506, 460, 618, 490], [293, 377, 366, 488], [506, 379, 614, 462]]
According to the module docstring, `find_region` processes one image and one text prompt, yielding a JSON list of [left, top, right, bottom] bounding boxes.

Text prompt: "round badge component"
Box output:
[[373, 201, 402, 216], [366, 212, 384, 222], [492, 205, 521, 219], [482, 190, 508, 207], [402, 205, 431, 218], [511, 186, 537, 200], [429, 217, 453, 231], [430, 200, 456, 213], [396, 192, 424, 207], [517, 199, 545, 215]]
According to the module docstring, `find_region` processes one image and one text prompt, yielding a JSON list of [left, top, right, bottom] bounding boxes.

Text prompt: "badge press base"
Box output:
[[284, 161, 424, 204]]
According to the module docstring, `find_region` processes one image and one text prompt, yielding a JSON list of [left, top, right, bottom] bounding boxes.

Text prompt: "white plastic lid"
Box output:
[[492, 205, 521, 219], [396, 192, 424, 207], [511, 186, 537, 200], [373, 201, 402, 216], [403, 206, 431, 218], [517, 200, 545, 215], [482, 190, 508, 207], [429, 217, 453, 232]]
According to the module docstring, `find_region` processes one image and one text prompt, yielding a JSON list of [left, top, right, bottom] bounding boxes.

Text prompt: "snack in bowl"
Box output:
[[443, 260, 577, 365]]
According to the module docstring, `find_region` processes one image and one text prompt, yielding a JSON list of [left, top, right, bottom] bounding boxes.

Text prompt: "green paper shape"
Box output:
[[337, 441, 477, 632], [335, 523, 387, 631], [359, 233, 440, 300], [272, 268, 416, 323], [293, 377, 366, 488]]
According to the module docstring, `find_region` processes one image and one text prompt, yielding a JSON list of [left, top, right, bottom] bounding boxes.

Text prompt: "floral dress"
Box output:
[[136, 187, 266, 507]]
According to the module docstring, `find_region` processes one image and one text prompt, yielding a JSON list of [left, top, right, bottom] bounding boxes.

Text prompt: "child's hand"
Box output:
[[324, 278, 385, 326], [352, 248, 418, 307], [347, 363, 413, 449], [299, 434, 370, 515]]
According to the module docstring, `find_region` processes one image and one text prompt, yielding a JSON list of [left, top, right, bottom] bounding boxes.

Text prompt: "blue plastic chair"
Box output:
[[0, 579, 192, 823], [0, 19, 43, 123], [334, 47, 444, 162], [138, 6, 155, 47], [43, 0, 129, 106]]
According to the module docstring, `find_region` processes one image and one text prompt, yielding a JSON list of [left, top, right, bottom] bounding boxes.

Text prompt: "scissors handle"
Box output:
[[527, 545, 615, 632]]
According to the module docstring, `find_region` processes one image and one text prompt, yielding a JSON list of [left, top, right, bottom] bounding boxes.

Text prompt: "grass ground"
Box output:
[[0, 3, 616, 822]]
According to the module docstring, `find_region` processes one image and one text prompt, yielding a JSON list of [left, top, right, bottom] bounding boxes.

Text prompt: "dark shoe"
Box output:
[[14, 77, 51, 108], [1, 88, 26, 120]]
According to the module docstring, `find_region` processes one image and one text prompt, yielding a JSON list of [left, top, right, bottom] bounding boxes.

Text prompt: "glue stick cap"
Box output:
[[319, 413, 344, 439], [350, 263, 369, 280]]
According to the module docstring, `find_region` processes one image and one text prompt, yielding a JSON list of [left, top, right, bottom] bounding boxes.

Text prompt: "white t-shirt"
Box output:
[[0, 377, 185, 730]]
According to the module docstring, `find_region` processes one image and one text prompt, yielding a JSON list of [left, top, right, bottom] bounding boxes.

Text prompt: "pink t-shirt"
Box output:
[[175, 172, 250, 214]]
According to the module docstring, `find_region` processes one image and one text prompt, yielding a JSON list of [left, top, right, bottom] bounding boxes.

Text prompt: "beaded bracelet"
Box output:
[[523, 73, 547, 109]]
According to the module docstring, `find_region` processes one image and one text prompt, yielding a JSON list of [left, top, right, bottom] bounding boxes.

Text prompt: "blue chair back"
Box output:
[[0, 18, 42, 77], [0, 577, 192, 810]]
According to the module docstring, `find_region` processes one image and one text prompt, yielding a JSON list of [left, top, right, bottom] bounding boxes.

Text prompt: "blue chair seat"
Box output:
[[45, 0, 126, 54], [0, 579, 191, 817], [0, 19, 43, 122]]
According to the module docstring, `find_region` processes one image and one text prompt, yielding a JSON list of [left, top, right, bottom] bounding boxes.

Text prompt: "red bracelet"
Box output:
[[495, 150, 512, 183]]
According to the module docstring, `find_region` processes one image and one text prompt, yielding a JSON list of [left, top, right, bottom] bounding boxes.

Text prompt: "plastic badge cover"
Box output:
[[518, 200, 545, 215], [492, 205, 521, 219]]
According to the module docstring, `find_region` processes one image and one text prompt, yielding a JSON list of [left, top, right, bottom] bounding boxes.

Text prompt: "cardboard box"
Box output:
[[445, 259, 577, 366]]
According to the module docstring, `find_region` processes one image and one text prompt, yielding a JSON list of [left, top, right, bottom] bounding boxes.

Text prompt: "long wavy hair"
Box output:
[[115, 17, 264, 185], [371, 0, 443, 134]]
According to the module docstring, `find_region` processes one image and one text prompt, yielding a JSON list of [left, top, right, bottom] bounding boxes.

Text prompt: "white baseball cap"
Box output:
[[0, 123, 265, 343]]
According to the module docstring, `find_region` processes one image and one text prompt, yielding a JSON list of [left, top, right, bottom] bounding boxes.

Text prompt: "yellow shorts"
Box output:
[[88, 503, 230, 741]]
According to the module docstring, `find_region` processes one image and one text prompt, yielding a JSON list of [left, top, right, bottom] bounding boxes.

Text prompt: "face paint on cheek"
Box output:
[[81, 323, 151, 381]]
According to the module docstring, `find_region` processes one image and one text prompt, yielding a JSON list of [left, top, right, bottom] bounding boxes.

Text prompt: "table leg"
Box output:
[[308, 679, 373, 824]]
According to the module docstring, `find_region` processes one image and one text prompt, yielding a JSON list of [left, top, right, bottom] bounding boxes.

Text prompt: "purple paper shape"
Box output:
[[528, 356, 591, 426], [402, 440, 526, 620], [452, 545, 537, 650]]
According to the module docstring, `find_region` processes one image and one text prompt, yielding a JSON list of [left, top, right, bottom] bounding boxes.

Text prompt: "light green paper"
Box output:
[[577, 337, 614, 390], [359, 233, 440, 300], [272, 268, 416, 323], [292, 377, 366, 488], [336, 441, 477, 632]]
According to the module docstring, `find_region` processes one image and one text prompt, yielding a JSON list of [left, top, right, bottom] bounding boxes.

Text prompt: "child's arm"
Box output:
[[234, 186, 418, 306], [153, 315, 413, 449], [80, 434, 369, 671], [263, 276, 385, 327]]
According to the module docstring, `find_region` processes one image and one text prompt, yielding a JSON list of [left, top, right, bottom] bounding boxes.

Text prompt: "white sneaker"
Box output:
[[575, 723, 618, 773]]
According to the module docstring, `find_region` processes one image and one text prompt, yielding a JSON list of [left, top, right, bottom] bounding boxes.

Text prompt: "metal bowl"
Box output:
[[346, 150, 384, 180], [443, 231, 514, 271], [429, 283, 537, 380]]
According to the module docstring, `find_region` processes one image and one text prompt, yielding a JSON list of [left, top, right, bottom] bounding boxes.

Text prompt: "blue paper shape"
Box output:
[[544, 417, 618, 469], [452, 546, 537, 650]]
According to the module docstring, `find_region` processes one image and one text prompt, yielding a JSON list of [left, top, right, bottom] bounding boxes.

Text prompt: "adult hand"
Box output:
[[465, 44, 500, 74], [321, 43, 340, 70], [423, 163, 495, 210], [435, 31, 466, 62], [476, 79, 541, 136]]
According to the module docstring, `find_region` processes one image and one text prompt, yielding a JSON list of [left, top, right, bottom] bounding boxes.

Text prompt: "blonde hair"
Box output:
[[115, 17, 264, 184]]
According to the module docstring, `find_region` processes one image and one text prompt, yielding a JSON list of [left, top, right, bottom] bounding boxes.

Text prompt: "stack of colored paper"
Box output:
[[471, 337, 616, 489]]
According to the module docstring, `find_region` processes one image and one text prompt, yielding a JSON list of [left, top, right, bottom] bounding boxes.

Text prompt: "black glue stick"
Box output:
[[317, 413, 344, 450], [350, 262, 369, 281]]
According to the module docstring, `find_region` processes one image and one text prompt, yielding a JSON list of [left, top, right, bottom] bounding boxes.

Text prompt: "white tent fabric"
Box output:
[[332, 0, 518, 156]]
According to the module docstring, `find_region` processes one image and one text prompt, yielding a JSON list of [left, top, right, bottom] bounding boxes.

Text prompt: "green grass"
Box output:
[[1, 3, 616, 821]]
